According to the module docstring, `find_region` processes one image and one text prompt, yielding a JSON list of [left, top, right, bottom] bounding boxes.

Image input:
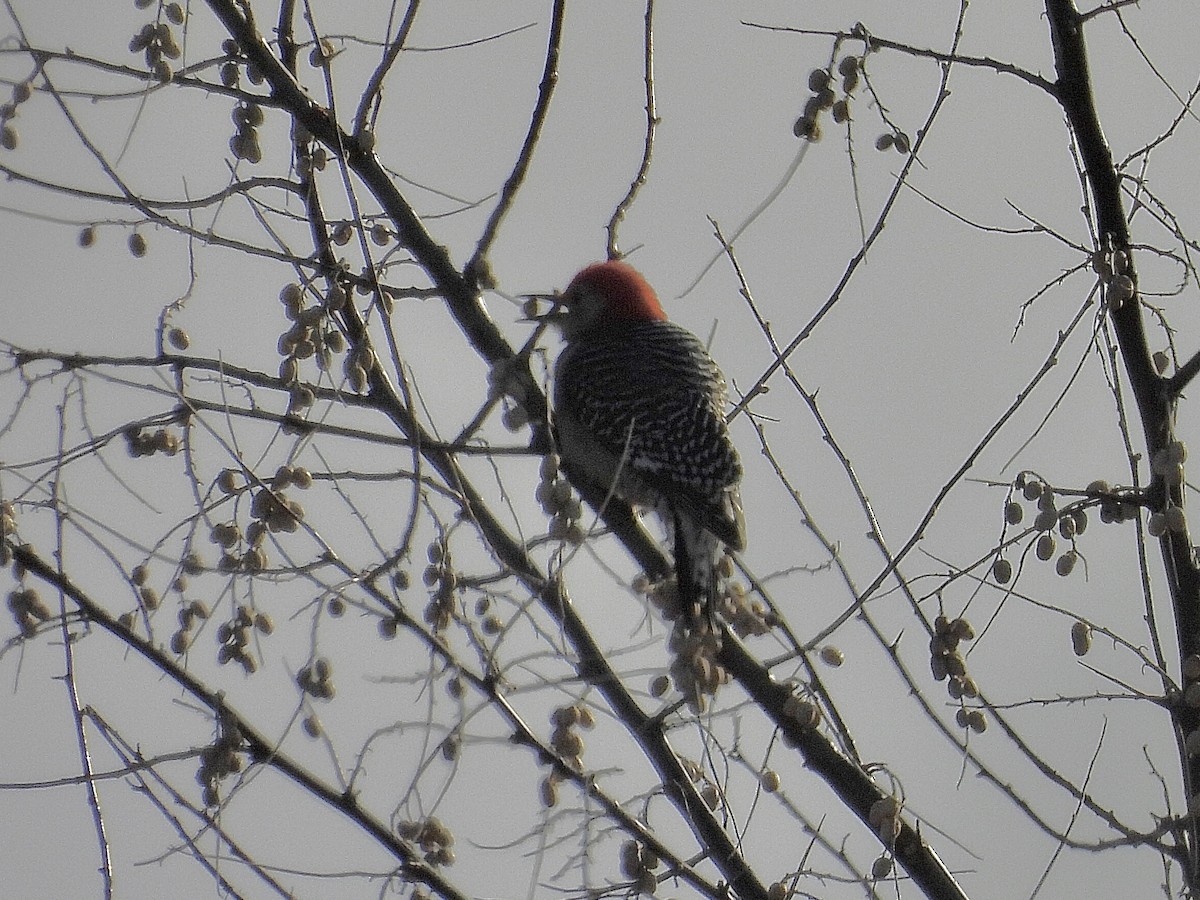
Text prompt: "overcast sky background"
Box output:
[[2, 2, 1200, 899]]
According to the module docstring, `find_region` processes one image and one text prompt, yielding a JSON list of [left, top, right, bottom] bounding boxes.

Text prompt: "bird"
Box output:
[[543, 259, 744, 629]]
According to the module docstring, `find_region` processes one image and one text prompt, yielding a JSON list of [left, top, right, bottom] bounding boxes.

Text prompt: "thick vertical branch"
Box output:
[[1045, 0, 1200, 883]]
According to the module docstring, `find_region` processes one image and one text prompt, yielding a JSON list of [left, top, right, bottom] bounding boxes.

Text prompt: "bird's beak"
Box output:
[[520, 292, 567, 324]]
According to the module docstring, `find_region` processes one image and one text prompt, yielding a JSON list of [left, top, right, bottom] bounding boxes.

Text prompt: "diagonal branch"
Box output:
[[9, 542, 473, 900]]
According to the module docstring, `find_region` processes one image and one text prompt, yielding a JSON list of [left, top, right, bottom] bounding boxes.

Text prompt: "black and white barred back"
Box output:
[[553, 318, 744, 618]]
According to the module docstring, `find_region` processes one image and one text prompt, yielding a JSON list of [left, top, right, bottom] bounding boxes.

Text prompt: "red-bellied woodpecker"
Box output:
[[544, 260, 744, 628]]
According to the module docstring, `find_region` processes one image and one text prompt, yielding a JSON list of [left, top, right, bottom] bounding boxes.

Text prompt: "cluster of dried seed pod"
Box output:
[[250, 468, 308, 535], [478, 605, 503, 637], [218, 38, 248, 88], [537, 704, 595, 807], [636, 573, 679, 622], [278, 282, 347, 398], [216, 604, 270, 673], [668, 620, 728, 714], [673, 756, 723, 813], [929, 615, 978, 704], [717, 574, 773, 638], [535, 454, 584, 545], [296, 656, 334, 700], [1147, 441, 1189, 539], [1147, 505, 1187, 538], [196, 714, 244, 808], [7, 586, 52, 637], [422, 539, 458, 632], [1027, 475, 1084, 554], [211, 520, 254, 572], [124, 424, 180, 457], [342, 339, 376, 394], [129, 1, 184, 83], [619, 839, 661, 896], [210, 468, 307, 572], [637, 569, 750, 634], [550, 702, 595, 772], [794, 55, 861, 141], [955, 706, 988, 734], [779, 692, 821, 746], [1086, 479, 1141, 525], [294, 141, 330, 180], [130, 563, 161, 611], [170, 598, 210, 655], [273, 462, 314, 490], [998, 475, 1089, 581], [331, 224, 391, 266], [1151, 440, 1188, 488], [229, 100, 264, 164], [1092, 245, 1135, 312], [873, 130, 911, 154], [397, 816, 456, 867], [0, 76, 33, 151]]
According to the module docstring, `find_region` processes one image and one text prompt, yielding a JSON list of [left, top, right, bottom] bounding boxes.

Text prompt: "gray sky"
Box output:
[[2, 3, 1199, 898]]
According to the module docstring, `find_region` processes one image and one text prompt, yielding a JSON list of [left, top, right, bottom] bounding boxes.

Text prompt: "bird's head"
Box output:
[[532, 260, 667, 341]]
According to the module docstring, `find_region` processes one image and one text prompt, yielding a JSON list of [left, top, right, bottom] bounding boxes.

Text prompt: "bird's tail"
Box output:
[[672, 513, 722, 634]]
